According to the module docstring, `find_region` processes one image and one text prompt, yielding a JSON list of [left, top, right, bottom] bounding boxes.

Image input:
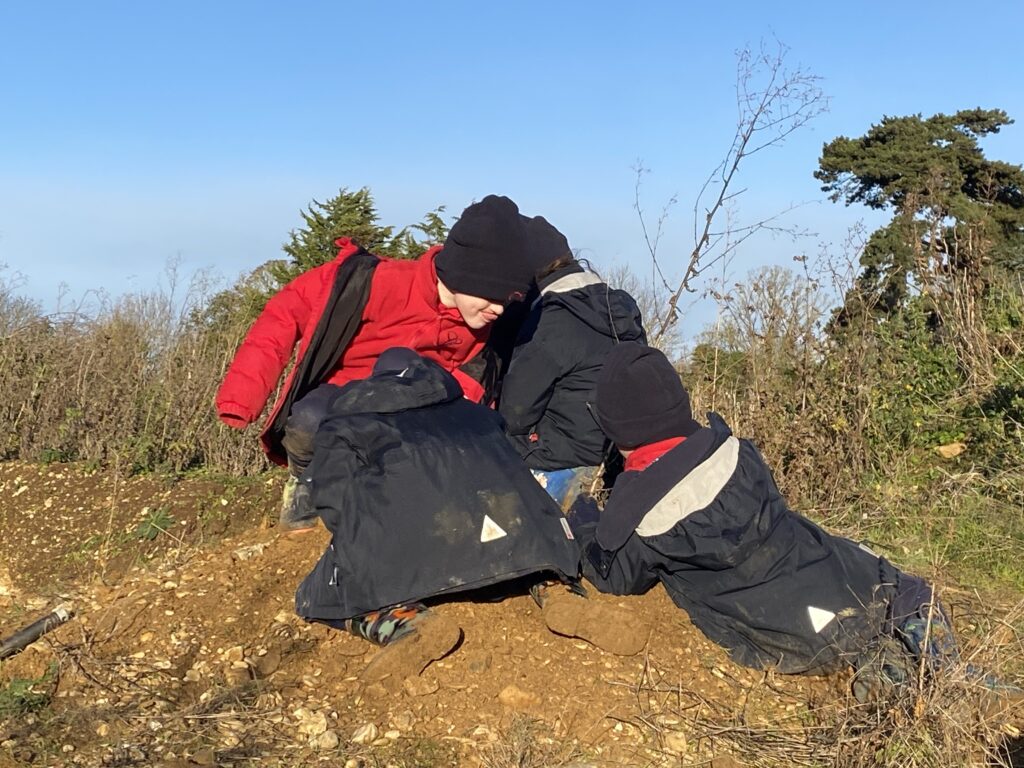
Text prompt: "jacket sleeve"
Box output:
[[498, 310, 569, 435], [215, 267, 323, 428], [575, 522, 659, 596]]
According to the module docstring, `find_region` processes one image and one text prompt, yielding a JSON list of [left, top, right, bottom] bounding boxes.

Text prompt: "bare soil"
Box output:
[[0, 461, 1021, 768]]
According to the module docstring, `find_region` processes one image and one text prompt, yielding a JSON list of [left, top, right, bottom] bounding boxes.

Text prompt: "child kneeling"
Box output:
[[575, 342, 955, 701]]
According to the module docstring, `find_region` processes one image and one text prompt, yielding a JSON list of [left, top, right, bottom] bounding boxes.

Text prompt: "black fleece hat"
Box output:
[[435, 195, 532, 301], [525, 215, 572, 273], [594, 342, 700, 449]]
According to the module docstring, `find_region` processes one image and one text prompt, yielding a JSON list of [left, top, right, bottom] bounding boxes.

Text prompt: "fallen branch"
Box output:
[[0, 604, 74, 660]]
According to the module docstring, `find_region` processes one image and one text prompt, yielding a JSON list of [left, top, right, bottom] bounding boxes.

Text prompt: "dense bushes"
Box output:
[[683, 258, 1024, 590], [0, 270, 263, 474], [674, 109, 1024, 590]]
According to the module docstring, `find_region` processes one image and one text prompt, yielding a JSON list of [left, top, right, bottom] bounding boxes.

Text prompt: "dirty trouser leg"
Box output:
[[852, 572, 956, 703], [888, 572, 958, 663], [278, 384, 345, 531], [886, 573, 1017, 695], [280, 384, 346, 476]]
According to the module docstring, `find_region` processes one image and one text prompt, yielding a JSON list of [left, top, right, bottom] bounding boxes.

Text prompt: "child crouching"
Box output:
[[295, 348, 647, 691], [575, 342, 958, 701]]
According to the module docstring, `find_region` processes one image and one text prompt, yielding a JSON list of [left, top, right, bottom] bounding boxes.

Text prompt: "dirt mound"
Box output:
[[0, 462, 1021, 767]]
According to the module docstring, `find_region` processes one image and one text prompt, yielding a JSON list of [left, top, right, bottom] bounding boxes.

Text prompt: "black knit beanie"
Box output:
[[525, 215, 572, 274], [594, 342, 700, 449], [435, 195, 532, 301]]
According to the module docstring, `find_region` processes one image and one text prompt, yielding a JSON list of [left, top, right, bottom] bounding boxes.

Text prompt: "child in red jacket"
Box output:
[[216, 195, 536, 531]]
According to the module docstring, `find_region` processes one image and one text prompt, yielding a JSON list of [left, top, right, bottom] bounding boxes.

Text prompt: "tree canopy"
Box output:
[[272, 187, 448, 286], [816, 109, 1024, 315], [197, 187, 448, 332]]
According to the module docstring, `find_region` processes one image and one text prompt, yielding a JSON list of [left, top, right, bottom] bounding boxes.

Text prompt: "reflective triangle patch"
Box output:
[[480, 515, 507, 543], [808, 606, 836, 634]]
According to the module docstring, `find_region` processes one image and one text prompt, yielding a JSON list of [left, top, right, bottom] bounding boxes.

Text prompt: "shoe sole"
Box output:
[[359, 614, 462, 690], [542, 594, 646, 656]]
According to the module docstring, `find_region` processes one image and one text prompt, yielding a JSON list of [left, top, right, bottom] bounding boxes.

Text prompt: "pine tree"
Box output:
[[817, 109, 1024, 316], [271, 187, 448, 287], [197, 187, 448, 332]]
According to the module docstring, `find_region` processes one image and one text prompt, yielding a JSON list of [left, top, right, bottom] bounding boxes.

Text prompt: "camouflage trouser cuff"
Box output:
[[345, 603, 429, 646]]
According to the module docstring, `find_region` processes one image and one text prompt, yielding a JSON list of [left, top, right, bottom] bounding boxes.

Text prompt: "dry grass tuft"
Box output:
[[620, 600, 1024, 767], [481, 715, 584, 768]]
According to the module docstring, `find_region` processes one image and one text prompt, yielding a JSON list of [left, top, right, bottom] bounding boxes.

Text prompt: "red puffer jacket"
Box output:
[[216, 238, 488, 455]]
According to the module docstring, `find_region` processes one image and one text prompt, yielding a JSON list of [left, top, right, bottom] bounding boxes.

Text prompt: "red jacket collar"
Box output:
[[624, 436, 687, 472], [334, 238, 449, 314]]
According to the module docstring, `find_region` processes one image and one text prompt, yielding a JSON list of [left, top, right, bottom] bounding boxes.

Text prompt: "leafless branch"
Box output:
[[633, 160, 677, 292], [645, 38, 827, 344]]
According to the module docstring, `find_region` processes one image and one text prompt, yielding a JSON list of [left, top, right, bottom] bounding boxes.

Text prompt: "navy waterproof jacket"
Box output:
[[499, 268, 646, 470], [295, 350, 581, 620], [579, 416, 903, 674]]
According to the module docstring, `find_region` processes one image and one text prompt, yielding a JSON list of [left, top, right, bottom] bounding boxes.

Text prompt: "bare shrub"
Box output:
[[638, 39, 828, 344], [0, 266, 41, 336], [684, 257, 870, 511], [0, 263, 267, 475]]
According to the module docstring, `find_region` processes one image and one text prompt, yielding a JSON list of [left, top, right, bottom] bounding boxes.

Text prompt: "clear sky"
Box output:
[[2, 1, 1022, 331]]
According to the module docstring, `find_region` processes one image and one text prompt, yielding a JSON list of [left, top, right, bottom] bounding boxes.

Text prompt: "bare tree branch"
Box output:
[[643, 38, 828, 345], [633, 161, 676, 292]]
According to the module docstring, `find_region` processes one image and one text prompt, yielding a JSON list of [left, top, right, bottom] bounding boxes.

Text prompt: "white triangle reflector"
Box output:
[[480, 515, 507, 543], [807, 606, 836, 634]]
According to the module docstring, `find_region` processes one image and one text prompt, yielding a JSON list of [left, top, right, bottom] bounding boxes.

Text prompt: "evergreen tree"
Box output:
[[817, 108, 1024, 450], [271, 187, 448, 287], [197, 186, 448, 332], [816, 109, 1024, 317]]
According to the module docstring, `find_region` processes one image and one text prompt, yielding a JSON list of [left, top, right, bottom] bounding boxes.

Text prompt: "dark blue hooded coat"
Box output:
[[499, 268, 646, 470], [579, 415, 904, 674], [295, 349, 581, 620]]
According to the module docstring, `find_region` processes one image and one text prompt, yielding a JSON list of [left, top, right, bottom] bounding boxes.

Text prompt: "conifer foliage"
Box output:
[[270, 187, 448, 288], [816, 109, 1024, 317]]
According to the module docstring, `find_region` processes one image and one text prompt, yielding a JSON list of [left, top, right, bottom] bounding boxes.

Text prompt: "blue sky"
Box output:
[[1, 1, 1022, 332]]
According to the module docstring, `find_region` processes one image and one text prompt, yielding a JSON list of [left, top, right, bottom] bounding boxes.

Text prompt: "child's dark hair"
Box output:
[[535, 254, 580, 281]]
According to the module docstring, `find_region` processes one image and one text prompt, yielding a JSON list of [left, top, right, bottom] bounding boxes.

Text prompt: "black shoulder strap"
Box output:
[[264, 251, 380, 459]]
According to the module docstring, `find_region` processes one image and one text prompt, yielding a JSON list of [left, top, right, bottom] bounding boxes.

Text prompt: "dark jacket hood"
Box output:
[[540, 269, 646, 342], [328, 349, 463, 417]]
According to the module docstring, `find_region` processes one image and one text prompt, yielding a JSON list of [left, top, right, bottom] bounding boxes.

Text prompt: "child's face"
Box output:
[[452, 293, 505, 329]]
